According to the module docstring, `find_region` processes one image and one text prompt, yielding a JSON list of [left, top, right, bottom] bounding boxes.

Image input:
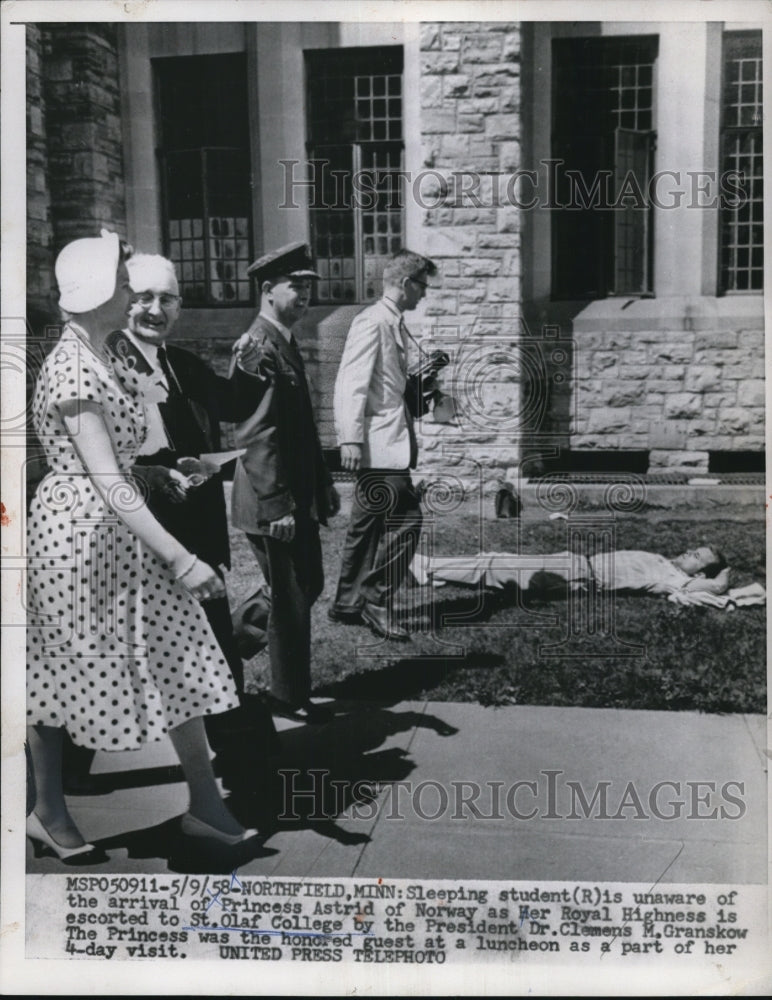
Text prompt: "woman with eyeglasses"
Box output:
[[26, 231, 257, 865]]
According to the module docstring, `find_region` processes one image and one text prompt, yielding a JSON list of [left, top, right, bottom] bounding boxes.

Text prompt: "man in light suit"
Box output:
[[330, 249, 438, 640], [231, 243, 339, 723]]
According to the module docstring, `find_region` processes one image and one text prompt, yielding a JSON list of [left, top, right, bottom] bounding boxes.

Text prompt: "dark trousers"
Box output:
[[333, 469, 422, 613], [247, 516, 323, 707], [203, 591, 243, 694], [200, 584, 278, 757]]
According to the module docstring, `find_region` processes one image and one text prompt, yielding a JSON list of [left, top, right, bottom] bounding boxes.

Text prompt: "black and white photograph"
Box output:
[[1, 0, 769, 994]]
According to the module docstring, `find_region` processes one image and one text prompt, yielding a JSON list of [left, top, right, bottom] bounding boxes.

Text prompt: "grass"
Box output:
[[223, 495, 766, 715]]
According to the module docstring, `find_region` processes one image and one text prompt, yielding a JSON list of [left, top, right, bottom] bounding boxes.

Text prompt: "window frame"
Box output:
[[550, 35, 659, 301], [717, 29, 763, 295], [153, 52, 255, 308], [305, 46, 405, 305]]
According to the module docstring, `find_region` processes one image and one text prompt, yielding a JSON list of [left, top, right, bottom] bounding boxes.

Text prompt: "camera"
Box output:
[[405, 350, 451, 419], [409, 349, 450, 382]]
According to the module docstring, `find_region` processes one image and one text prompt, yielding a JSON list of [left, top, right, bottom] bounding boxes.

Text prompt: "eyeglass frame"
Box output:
[[130, 291, 182, 308], [408, 274, 430, 289]]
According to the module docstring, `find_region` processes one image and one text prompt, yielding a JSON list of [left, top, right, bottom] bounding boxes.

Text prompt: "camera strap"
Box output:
[[400, 317, 424, 358]]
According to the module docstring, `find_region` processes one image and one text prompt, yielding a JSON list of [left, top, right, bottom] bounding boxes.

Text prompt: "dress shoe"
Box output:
[[27, 812, 100, 862], [327, 606, 362, 625], [181, 812, 260, 846], [267, 696, 334, 724], [360, 602, 410, 641]]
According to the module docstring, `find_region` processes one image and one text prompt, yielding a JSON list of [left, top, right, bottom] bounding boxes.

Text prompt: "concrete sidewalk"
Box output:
[[27, 702, 767, 884]]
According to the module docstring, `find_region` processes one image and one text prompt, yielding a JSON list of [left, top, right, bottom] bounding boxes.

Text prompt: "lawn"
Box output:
[[223, 493, 766, 715]]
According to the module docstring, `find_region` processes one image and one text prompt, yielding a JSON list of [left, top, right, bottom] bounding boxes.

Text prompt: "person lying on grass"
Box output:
[[410, 545, 731, 597]]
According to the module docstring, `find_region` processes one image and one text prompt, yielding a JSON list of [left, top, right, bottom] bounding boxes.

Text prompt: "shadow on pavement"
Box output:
[[30, 702, 461, 871], [97, 816, 280, 874], [226, 702, 460, 847]]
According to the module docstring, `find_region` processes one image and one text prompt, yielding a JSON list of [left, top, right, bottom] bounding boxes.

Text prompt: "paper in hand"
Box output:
[[199, 449, 246, 468]]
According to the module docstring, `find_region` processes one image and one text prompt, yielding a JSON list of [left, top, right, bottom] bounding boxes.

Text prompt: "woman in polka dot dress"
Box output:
[[27, 231, 256, 862]]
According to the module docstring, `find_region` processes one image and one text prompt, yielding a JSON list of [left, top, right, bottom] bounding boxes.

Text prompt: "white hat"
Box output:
[[55, 229, 121, 313]]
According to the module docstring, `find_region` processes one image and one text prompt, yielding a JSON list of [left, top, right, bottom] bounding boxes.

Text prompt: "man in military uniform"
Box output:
[[230, 243, 339, 724]]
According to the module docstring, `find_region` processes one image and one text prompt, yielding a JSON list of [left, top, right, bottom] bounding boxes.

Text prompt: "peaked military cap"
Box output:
[[246, 241, 320, 284]]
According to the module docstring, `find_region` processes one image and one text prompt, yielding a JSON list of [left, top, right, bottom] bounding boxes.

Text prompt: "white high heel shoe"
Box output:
[[27, 812, 97, 861], [180, 812, 259, 846]]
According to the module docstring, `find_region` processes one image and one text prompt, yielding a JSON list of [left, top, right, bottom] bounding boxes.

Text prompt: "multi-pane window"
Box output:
[[155, 54, 253, 306], [719, 31, 763, 293], [552, 36, 658, 298], [306, 47, 404, 303]]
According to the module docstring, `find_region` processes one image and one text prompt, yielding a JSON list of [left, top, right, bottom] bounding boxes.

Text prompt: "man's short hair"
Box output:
[[126, 253, 179, 293], [382, 249, 437, 287], [702, 547, 728, 578]]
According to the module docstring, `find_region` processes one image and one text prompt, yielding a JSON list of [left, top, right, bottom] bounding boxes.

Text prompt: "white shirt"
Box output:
[[588, 551, 691, 594]]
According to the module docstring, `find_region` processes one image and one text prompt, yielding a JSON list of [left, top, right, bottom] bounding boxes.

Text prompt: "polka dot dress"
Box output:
[[26, 325, 239, 750]]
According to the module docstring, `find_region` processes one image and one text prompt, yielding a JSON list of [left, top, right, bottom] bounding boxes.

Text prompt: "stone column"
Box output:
[[417, 22, 522, 487], [41, 24, 126, 253], [26, 24, 55, 323]]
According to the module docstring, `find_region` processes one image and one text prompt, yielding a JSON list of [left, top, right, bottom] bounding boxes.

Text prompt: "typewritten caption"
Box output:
[[26, 876, 767, 967]]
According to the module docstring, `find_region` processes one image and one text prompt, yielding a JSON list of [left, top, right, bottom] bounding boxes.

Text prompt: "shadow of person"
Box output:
[[405, 575, 576, 630], [229, 701, 460, 847], [316, 652, 504, 703], [95, 816, 279, 874], [62, 762, 187, 797]]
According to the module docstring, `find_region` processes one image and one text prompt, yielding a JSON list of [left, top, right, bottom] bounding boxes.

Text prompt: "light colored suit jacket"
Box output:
[[333, 297, 415, 469]]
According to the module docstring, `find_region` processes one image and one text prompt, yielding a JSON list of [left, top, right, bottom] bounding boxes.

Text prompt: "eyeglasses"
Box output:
[[131, 292, 181, 308]]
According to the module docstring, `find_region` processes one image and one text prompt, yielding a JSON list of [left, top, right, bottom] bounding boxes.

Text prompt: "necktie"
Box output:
[[157, 346, 182, 395], [288, 334, 306, 371], [398, 318, 410, 374], [155, 347, 202, 455], [399, 319, 418, 468]]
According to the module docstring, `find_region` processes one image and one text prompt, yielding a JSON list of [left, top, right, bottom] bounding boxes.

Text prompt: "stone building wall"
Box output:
[[26, 22, 761, 479], [416, 22, 522, 489], [27, 24, 54, 322], [40, 24, 126, 258], [27, 23, 128, 331], [570, 312, 765, 473]]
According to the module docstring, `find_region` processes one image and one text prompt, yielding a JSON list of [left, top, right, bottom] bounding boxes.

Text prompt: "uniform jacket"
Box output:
[[333, 297, 416, 469], [133, 343, 246, 570], [231, 315, 333, 534]]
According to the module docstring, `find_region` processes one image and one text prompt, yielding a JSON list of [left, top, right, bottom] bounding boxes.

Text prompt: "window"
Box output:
[[155, 54, 253, 306], [552, 36, 658, 299], [719, 31, 763, 293], [305, 47, 404, 303]]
